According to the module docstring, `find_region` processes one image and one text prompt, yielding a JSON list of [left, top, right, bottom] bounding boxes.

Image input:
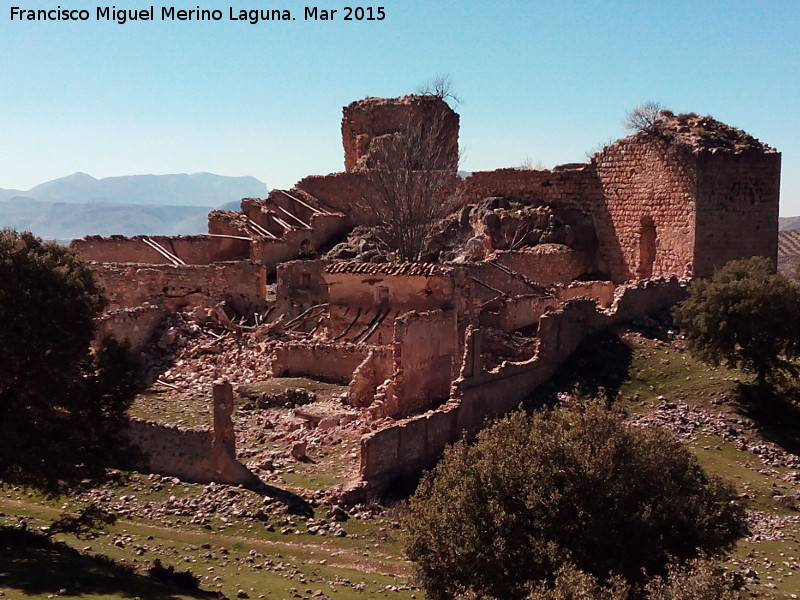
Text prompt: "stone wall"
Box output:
[[91, 261, 266, 312], [71, 234, 249, 265], [275, 259, 330, 318], [594, 138, 697, 281], [248, 213, 349, 273], [492, 245, 588, 284], [293, 172, 374, 224], [359, 277, 687, 489], [126, 383, 253, 485], [271, 341, 379, 384], [692, 150, 781, 276], [376, 309, 458, 418], [95, 304, 166, 352], [483, 294, 557, 332], [325, 263, 456, 344], [555, 280, 616, 307], [461, 165, 603, 208], [347, 346, 394, 407], [341, 95, 459, 172]]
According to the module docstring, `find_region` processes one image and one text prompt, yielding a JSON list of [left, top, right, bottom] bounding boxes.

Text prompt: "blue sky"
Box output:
[[2, 0, 799, 214]]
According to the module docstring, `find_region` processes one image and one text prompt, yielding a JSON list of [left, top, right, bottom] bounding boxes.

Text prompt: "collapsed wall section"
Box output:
[[324, 262, 456, 344], [374, 309, 458, 418], [359, 277, 687, 490], [95, 305, 166, 352], [276, 259, 330, 318]]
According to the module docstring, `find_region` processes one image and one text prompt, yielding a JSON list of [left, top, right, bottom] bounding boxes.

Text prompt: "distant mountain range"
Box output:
[[779, 216, 800, 231], [0, 172, 267, 241]]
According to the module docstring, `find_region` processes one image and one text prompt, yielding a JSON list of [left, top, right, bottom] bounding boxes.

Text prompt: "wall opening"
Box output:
[[636, 215, 657, 278]]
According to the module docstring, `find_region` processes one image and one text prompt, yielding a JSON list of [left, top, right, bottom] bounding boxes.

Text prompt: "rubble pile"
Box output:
[[324, 226, 389, 263], [480, 328, 537, 369], [425, 196, 578, 263], [630, 399, 800, 469], [141, 311, 286, 390]]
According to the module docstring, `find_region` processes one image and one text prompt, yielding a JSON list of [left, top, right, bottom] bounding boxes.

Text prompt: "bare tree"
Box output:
[[416, 73, 462, 107], [624, 101, 666, 133], [359, 100, 464, 262]]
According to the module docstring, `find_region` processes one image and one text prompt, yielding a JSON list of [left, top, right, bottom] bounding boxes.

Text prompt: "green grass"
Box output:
[[6, 327, 800, 599], [0, 485, 417, 600]]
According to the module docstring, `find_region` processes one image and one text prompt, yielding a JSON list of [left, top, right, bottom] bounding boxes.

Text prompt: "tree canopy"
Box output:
[[0, 229, 141, 493], [673, 256, 800, 386], [404, 402, 746, 600]]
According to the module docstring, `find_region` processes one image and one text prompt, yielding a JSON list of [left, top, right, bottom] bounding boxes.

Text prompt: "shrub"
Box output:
[[0, 229, 143, 493], [404, 402, 746, 600], [673, 256, 800, 386]]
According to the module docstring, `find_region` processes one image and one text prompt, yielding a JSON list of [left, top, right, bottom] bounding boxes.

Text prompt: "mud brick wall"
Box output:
[[341, 95, 459, 172], [95, 304, 166, 352], [492, 245, 588, 284], [91, 261, 266, 312], [692, 150, 781, 276], [271, 341, 378, 384]]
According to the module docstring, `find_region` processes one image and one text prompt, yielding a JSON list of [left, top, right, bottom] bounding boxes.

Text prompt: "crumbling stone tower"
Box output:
[[341, 95, 460, 172], [594, 114, 780, 280]]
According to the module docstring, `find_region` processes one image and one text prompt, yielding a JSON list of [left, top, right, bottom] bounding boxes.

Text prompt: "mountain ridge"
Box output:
[[0, 171, 267, 206], [0, 172, 268, 240]]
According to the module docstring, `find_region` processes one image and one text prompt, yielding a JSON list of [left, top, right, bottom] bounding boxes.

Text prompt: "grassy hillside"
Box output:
[[3, 317, 800, 599]]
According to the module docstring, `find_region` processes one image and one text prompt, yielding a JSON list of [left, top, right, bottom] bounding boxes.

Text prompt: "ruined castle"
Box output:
[[71, 96, 780, 495]]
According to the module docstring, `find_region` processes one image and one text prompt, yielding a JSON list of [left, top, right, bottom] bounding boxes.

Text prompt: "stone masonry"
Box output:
[[81, 96, 780, 496]]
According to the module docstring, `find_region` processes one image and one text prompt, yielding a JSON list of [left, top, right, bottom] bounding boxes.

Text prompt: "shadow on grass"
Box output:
[[251, 481, 314, 518], [525, 329, 634, 409], [0, 526, 217, 599], [737, 384, 800, 456]]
